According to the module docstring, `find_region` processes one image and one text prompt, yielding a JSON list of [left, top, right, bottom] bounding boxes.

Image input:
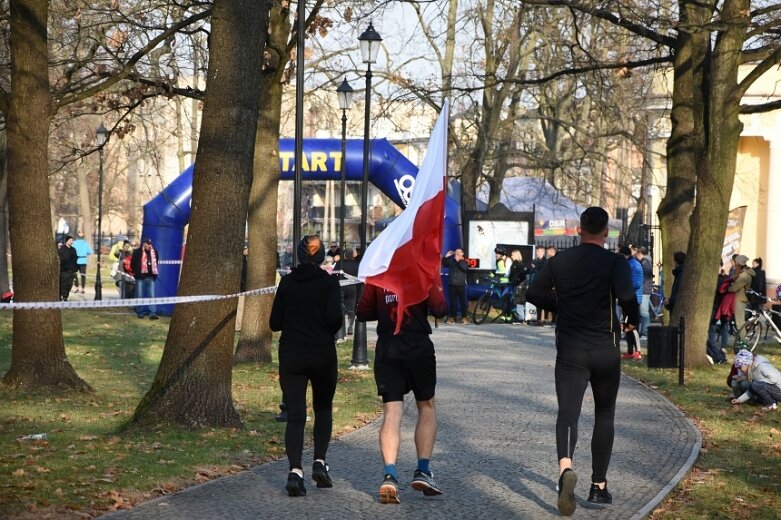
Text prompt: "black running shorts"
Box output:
[[374, 354, 436, 403]]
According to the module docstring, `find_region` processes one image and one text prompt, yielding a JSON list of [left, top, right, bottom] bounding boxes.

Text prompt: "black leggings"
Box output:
[[555, 344, 620, 484], [279, 349, 338, 470]]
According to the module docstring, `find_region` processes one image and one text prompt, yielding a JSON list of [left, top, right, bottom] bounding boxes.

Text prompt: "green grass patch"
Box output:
[[0, 311, 379, 518], [622, 347, 781, 520]]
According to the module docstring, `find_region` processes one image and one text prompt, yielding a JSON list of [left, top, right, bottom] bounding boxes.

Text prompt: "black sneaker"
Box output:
[[285, 471, 306, 497], [411, 469, 443, 496], [312, 461, 333, 488], [587, 482, 612, 504], [557, 468, 577, 516], [379, 474, 400, 504]]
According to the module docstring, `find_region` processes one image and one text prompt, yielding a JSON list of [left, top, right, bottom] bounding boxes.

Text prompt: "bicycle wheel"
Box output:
[[734, 320, 761, 352], [472, 293, 492, 325]]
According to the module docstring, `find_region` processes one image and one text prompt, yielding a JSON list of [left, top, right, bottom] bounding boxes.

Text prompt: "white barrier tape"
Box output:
[[157, 260, 182, 265], [0, 274, 362, 311]]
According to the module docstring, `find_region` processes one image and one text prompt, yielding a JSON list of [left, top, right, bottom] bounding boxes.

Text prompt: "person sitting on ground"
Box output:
[[727, 348, 753, 399], [731, 349, 781, 411]]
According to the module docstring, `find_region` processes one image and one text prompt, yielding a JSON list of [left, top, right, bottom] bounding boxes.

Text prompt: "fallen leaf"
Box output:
[[12, 469, 25, 477]]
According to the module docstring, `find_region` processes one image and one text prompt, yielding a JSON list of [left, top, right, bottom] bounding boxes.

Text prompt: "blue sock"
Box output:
[[418, 458, 430, 474], [384, 464, 397, 479]]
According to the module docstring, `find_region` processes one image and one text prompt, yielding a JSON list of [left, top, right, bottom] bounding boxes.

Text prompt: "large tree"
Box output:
[[130, 0, 267, 427], [523, 0, 781, 367], [0, 0, 210, 388], [3, 0, 90, 389]]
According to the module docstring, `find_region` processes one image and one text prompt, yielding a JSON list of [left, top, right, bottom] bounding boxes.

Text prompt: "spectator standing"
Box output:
[[665, 251, 686, 314], [619, 246, 643, 360], [340, 248, 360, 335], [240, 244, 249, 292], [527, 207, 638, 516], [728, 255, 755, 331], [749, 258, 766, 310], [70, 231, 93, 294], [280, 244, 294, 271], [327, 242, 342, 270], [494, 247, 511, 283], [356, 279, 448, 504], [706, 264, 729, 364], [115, 241, 136, 299], [508, 249, 529, 323], [635, 246, 653, 337], [269, 235, 344, 496], [131, 238, 160, 320], [443, 249, 469, 324], [58, 235, 79, 301]]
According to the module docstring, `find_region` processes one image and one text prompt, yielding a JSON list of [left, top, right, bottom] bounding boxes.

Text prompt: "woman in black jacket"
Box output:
[[750, 258, 767, 310], [269, 235, 344, 497]]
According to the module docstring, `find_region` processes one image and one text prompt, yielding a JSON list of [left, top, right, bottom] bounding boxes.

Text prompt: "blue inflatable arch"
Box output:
[[141, 138, 462, 313]]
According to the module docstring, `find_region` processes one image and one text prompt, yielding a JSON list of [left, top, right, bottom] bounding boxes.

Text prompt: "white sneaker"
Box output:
[[706, 355, 714, 365], [762, 403, 778, 411]]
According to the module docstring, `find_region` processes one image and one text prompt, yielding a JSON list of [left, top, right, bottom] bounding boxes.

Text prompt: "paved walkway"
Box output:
[[102, 323, 700, 519]]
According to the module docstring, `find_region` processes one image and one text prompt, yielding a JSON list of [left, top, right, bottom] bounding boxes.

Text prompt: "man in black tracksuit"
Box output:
[[269, 235, 344, 497], [527, 207, 638, 517]]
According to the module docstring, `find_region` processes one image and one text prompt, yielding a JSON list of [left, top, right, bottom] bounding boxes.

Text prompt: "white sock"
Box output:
[[291, 468, 303, 478]]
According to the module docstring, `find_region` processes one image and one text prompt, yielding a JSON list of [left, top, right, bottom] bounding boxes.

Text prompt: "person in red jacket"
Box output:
[[357, 280, 447, 504]]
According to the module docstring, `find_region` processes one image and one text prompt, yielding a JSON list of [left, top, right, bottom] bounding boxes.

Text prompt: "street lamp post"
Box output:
[[351, 22, 382, 370], [336, 78, 353, 252], [94, 123, 107, 301]]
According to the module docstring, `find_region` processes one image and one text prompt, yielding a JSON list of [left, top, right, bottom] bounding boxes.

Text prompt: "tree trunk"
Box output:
[[3, 0, 90, 390], [130, 0, 267, 427], [657, 0, 710, 318], [0, 130, 10, 294], [677, 0, 749, 368], [234, 0, 296, 364]]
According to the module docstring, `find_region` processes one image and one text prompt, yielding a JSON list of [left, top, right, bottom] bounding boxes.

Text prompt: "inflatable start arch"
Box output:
[[141, 138, 462, 314]]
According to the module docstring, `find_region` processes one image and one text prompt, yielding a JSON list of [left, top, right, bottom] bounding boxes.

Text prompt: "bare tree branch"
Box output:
[[521, 0, 676, 48], [55, 8, 211, 110], [740, 98, 781, 113]]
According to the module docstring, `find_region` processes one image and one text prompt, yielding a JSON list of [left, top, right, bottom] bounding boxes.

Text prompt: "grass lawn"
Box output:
[[622, 346, 781, 520], [0, 310, 379, 519]]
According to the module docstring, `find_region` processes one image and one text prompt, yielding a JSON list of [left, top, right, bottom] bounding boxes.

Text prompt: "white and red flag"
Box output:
[[358, 100, 449, 333]]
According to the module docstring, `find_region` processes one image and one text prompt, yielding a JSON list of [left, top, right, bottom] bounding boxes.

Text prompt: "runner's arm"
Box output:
[[526, 260, 557, 312]]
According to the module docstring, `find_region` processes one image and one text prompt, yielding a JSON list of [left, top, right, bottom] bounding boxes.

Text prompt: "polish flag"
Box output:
[[358, 100, 449, 333]]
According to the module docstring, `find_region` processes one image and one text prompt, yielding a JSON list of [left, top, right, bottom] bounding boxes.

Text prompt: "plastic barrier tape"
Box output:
[[0, 273, 362, 311]]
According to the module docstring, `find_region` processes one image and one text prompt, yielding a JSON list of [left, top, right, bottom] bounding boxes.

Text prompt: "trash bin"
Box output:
[[647, 325, 678, 368]]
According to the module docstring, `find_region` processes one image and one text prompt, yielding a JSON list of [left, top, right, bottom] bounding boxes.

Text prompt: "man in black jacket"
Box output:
[[58, 235, 79, 301], [443, 248, 469, 324], [527, 207, 638, 516]]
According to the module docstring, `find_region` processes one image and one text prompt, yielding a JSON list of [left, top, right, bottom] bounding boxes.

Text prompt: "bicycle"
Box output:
[[648, 269, 665, 324], [472, 277, 516, 325], [733, 290, 781, 352]]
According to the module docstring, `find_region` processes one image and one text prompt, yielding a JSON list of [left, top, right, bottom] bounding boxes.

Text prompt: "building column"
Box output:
[[765, 138, 781, 294]]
